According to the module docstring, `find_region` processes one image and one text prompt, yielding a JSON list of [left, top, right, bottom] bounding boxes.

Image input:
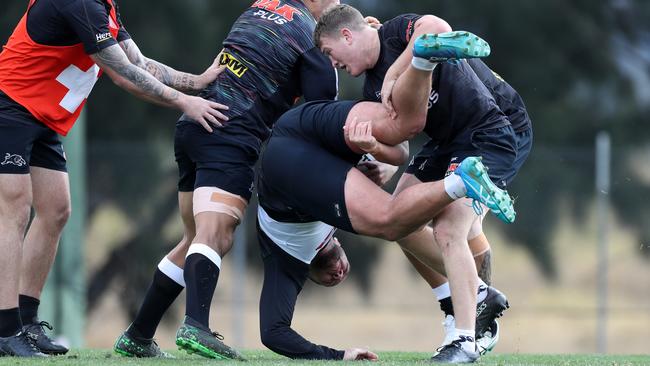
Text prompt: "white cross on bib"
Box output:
[[55, 64, 100, 113]]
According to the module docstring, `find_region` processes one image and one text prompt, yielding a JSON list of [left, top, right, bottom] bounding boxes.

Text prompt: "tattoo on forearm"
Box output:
[[120, 40, 197, 93], [144, 60, 196, 92], [95, 46, 179, 105], [477, 250, 492, 285]]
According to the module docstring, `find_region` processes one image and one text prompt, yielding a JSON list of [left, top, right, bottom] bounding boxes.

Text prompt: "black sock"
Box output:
[[0, 308, 22, 337], [127, 269, 184, 340], [18, 294, 40, 325], [439, 296, 454, 316], [184, 253, 220, 328]]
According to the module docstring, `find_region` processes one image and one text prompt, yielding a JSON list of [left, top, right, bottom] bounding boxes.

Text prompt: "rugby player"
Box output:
[[0, 0, 227, 357], [114, 0, 342, 359], [313, 5, 532, 362], [258, 28, 512, 365], [257, 209, 378, 360]]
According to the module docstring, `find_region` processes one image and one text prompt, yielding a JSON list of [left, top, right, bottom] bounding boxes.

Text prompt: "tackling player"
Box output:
[[314, 5, 532, 362], [114, 0, 341, 359]]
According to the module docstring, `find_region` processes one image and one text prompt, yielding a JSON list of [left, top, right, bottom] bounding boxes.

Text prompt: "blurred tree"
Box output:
[[1, 0, 649, 312]]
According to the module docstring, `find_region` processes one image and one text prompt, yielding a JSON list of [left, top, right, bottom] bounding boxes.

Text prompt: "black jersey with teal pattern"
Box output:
[[194, 0, 334, 143], [363, 14, 530, 145]]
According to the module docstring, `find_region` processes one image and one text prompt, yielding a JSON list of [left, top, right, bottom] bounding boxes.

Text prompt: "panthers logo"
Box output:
[[1, 153, 26, 167]]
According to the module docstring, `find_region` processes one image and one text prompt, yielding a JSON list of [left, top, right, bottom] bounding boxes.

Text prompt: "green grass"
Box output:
[[0, 350, 648, 365]]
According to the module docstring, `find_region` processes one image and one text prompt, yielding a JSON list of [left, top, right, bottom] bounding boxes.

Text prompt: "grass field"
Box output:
[[1, 350, 648, 366]]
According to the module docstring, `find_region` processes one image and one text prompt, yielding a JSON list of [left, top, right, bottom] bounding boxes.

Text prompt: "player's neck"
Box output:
[[366, 29, 381, 69]]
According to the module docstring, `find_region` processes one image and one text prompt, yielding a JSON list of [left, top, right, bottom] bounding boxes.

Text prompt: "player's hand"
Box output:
[[381, 78, 397, 119], [343, 348, 379, 361], [365, 16, 382, 29], [344, 117, 378, 153], [179, 94, 229, 133], [357, 161, 399, 187], [197, 50, 227, 90]]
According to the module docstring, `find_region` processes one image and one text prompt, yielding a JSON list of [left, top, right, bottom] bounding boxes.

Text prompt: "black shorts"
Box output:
[[0, 92, 67, 174], [406, 124, 530, 188], [258, 136, 357, 233], [174, 119, 260, 200]]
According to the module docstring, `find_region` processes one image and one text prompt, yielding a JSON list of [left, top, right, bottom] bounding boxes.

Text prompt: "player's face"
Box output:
[[310, 238, 350, 287], [320, 34, 365, 77]]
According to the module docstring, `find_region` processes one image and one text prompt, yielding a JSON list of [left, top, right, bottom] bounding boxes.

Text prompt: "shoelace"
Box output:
[[25, 321, 53, 340], [18, 331, 42, 351], [435, 338, 463, 353]]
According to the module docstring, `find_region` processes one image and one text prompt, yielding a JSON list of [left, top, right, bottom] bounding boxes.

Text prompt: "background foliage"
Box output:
[[2, 0, 649, 317]]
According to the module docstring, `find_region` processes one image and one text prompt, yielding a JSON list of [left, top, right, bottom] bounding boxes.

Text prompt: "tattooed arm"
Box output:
[[119, 39, 221, 93], [90, 44, 228, 132]]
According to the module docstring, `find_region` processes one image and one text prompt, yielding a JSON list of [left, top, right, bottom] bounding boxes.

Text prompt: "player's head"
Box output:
[[314, 4, 377, 76], [309, 237, 350, 287]]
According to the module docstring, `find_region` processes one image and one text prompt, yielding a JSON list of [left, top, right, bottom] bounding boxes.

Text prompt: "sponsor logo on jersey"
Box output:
[[95, 32, 112, 43], [334, 203, 342, 218], [445, 162, 459, 177], [428, 89, 439, 109], [405, 20, 415, 42], [1, 153, 27, 167], [219, 52, 248, 78], [251, 0, 301, 24]]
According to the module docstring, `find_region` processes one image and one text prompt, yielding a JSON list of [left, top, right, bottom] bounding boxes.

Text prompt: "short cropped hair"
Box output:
[[314, 4, 366, 48]]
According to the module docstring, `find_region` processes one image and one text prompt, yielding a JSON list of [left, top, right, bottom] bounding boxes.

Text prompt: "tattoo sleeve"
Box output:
[[92, 44, 180, 107], [477, 250, 492, 285], [120, 39, 199, 93]]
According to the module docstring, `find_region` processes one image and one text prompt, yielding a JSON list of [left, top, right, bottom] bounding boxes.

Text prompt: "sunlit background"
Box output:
[[1, 0, 649, 355]]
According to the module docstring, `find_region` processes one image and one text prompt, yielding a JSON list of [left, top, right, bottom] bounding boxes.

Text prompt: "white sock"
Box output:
[[186, 243, 222, 269], [158, 256, 186, 287], [411, 57, 438, 71], [454, 328, 476, 353], [444, 173, 467, 200], [432, 282, 451, 300]]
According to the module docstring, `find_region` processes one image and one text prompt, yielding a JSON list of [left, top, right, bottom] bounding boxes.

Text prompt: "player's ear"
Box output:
[[341, 28, 353, 44]]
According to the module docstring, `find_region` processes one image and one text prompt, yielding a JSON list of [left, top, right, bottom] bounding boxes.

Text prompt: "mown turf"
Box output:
[[0, 350, 648, 365]]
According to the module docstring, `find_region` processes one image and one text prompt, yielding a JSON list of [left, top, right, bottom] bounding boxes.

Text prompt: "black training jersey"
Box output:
[[26, 0, 130, 54], [196, 0, 338, 142], [363, 14, 528, 145], [466, 59, 531, 133]]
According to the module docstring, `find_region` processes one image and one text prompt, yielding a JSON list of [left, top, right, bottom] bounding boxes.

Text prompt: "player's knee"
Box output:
[[193, 227, 235, 257], [260, 326, 283, 352], [431, 220, 463, 252], [366, 209, 402, 240], [47, 203, 71, 230], [0, 187, 32, 229]]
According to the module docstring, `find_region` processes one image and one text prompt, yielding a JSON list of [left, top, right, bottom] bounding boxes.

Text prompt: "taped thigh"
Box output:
[[193, 186, 247, 222]]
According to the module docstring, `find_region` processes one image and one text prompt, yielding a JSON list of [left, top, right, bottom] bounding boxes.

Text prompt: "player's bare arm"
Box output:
[[382, 15, 452, 117], [91, 44, 229, 132], [344, 118, 409, 165], [119, 39, 222, 93]]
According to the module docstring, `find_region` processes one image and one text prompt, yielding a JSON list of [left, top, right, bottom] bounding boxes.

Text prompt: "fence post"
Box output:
[[595, 131, 610, 354]]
